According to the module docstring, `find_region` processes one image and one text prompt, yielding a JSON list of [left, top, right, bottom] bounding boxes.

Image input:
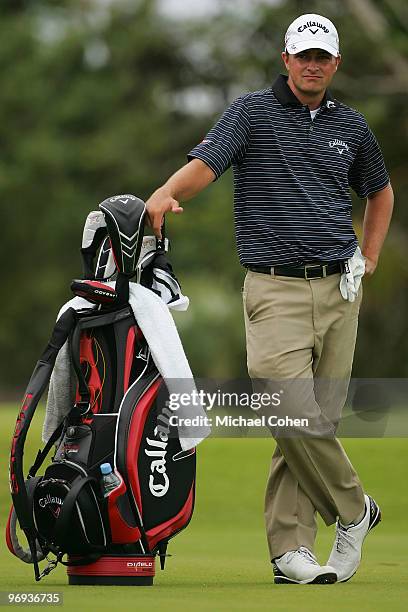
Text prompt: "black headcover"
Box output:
[[99, 195, 146, 276]]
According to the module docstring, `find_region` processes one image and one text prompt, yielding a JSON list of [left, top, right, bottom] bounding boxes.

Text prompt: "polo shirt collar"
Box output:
[[272, 74, 336, 110]]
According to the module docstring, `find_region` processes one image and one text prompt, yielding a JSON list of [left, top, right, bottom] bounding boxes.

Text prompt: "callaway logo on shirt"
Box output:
[[329, 139, 349, 155]]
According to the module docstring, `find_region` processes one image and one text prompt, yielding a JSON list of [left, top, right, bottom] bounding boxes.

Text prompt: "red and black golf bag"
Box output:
[[6, 195, 197, 585]]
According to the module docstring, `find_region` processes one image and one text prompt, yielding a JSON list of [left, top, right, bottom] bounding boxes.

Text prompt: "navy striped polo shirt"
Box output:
[[188, 74, 390, 267]]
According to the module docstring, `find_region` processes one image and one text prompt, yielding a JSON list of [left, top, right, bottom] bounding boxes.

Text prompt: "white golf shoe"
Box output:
[[273, 546, 337, 584], [327, 494, 381, 583]]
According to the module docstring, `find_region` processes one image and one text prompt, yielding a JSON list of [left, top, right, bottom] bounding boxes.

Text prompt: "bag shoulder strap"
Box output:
[[28, 406, 78, 478], [53, 476, 104, 550], [11, 308, 78, 533]]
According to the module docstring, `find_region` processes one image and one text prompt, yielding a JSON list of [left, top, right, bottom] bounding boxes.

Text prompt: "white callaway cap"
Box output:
[[285, 13, 339, 57]]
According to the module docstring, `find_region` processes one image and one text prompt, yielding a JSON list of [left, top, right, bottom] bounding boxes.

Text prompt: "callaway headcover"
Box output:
[[73, 197, 188, 309], [99, 194, 146, 276]]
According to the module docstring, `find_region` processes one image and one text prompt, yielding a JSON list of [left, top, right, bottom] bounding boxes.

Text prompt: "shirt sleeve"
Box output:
[[348, 123, 390, 199], [187, 95, 251, 179]]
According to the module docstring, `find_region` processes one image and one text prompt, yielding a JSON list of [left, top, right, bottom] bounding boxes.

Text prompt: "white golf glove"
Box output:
[[339, 246, 366, 302]]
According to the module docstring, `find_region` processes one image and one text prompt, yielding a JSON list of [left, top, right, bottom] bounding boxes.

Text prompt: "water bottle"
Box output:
[[100, 462, 120, 497]]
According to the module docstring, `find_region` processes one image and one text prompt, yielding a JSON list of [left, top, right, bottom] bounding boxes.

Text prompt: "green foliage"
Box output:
[[0, 0, 407, 391]]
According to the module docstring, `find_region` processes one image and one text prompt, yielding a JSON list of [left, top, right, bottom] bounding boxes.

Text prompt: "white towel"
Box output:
[[128, 283, 210, 449], [42, 296, 93, 443], [43, 286, 210, 451]]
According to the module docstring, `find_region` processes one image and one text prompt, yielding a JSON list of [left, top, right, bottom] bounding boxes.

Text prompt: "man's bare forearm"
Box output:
[[146, 159, 215, 237], [361, 182, 394, 274], [161, 159, 215, 201]]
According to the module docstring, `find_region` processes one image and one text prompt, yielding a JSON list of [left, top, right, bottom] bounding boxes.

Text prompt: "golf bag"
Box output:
[[6, 195, 197, 585]]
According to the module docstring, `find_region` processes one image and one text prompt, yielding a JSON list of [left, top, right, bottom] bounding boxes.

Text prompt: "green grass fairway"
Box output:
[[1, 404, 407, 611]]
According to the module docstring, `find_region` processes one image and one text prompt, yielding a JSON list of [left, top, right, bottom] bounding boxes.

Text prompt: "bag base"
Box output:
[[67, 554, 155, 586]]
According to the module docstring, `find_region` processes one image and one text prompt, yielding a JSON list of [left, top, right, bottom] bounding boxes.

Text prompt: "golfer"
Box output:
[[146, 13, 393, 584]]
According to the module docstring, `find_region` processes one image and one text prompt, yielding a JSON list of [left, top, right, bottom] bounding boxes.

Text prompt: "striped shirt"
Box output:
[[188, 74, 390, 267]]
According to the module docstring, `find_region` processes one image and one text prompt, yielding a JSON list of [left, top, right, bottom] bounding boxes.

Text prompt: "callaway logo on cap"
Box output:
[[285, 13, 339, 57]]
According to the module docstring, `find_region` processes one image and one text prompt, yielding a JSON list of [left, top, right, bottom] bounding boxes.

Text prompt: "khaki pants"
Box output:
[[243, 270, 365, 560]]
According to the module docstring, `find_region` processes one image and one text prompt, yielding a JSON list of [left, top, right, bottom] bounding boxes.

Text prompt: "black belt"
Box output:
[[248, 261, 344, 280]]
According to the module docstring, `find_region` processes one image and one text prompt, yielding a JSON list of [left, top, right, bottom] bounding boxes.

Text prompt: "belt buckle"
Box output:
[[304, 264, 327, 280]]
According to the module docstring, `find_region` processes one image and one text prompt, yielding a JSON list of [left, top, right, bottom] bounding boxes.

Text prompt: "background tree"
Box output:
[[0, 0, 407, 394]]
